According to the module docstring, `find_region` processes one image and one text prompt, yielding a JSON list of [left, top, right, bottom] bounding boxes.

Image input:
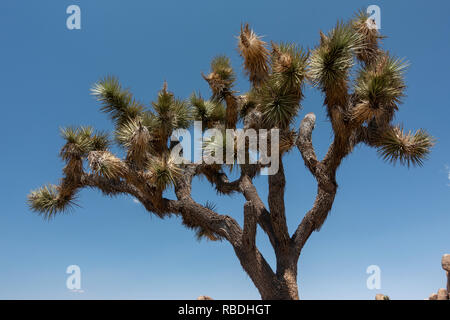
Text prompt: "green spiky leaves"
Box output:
[[353, 54, 407, 124], [91, 76, 144, 127], [202, 55, 236, 101], [202, 57, 238, 129], [376, 126, 434, 167], [27, 184, 77, 219], [271, 42, 308, 96], [352, 10, 383, 65], [254, 79, 301, 129], [88, 151, 126, 179], [309, 22, 362, 106], [244, 42, 307, 130], [190, 93, 225, 129], [211, 55, 236, 85], [238, 24, 269, 86], [147, 154, 182, 190], [116, 117, 149, 148], [152, 84, 192, 138], [60, 126, 109, 161], [115, 117, 152, 166]]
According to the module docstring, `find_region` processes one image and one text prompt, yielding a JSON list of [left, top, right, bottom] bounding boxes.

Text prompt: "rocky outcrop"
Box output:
[[428, 293, 438, 300], [442, 254, 450, 271], [197, 295, 213, 300], [427, 254, 450, 300], [442, 254, 450, 294], [437, 288, 449, 300]]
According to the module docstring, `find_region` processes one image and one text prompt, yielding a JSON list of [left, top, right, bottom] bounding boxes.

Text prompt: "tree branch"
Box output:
[[242, 201, 257, 250], [196, 164, 242, 195], [291, 118, 364, 258], [80, 173, 160, 214], [166, 198, 243, 246], [239, 175, 278, 250], [296, 113, 319, 176], [291, 187, 336, 258], [268, 157, 290, 250]]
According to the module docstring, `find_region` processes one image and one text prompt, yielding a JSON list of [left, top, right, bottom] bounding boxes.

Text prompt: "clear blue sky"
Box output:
[[1, 0, 449, 300]]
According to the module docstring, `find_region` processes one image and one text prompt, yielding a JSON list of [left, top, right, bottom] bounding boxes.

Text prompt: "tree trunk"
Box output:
[[267, 268, 299, 300], [234, 246, 299, 300], [253, 267, 299, 300]]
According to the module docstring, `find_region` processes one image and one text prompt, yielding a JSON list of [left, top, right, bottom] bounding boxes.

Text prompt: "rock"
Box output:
[[442, 254, 450, 272], [375, 294, 386, 300], [428, 293, 438, 300], [437, 288, 449, 300], [197, 295, 213, 300], [447, 271, 450, 293]]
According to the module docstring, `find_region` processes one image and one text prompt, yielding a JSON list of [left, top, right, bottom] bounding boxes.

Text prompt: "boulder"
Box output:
[[437, 288, 449, 300], [197, 295, 213, 300], [442, 254, 450, 272], [428, 293, 438, 300], [375, 293, 386, 300], [447, 271, 450, 293], [442, 255, 450, 293]]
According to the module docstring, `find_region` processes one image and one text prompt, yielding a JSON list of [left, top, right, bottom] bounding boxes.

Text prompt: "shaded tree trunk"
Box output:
[[233, 243, 299, 300]]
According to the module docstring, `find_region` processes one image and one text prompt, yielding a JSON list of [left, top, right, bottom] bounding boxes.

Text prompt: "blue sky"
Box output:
[[1, 0, 449, 299]]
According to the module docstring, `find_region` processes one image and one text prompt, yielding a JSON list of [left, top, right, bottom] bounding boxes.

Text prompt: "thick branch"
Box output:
[[291, 117, 364, 258], [232, 246, 278, 300], [196, 165, 242, 195], [239, 175, 278, 249], [166, 198, 243, 246], [195, 163, 278, 250], [296, 113, 319, 176], [80, 173, 159, 214], [268, 157, 290, 250], [242, 201, 257, 250], [174, 164, 245, 245], [291, 187, 336, 258]]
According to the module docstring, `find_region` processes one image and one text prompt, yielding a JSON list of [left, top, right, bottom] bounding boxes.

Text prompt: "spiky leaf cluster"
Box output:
[[115, 117, 152, 165], [91, 76, 144, 127], [27, 184, 77, 219], [202, 56, 236, 102], [147, 154, 182, 190], [211, 55, 236, 85], [201, 129, 260, 173], [271, 42, 308, 97], [153, 85, 192, 129], [376, 126, 434, 167], [88, 151, 126, 179], [239, 95, 257, 119], [352, 10, 383, 65], [190, 93, 225, 129], [115, 117, 148, 148], [202, 130, 228, 164], [238, 24, 269, 86], [309, 22, 362, 104], [254, 79, 301, 129], [60, 126, 109, 160], [353, 54, 407, 124]]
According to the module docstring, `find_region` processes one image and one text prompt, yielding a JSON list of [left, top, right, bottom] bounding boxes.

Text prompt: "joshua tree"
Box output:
[[28, 11, 434, 300]]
